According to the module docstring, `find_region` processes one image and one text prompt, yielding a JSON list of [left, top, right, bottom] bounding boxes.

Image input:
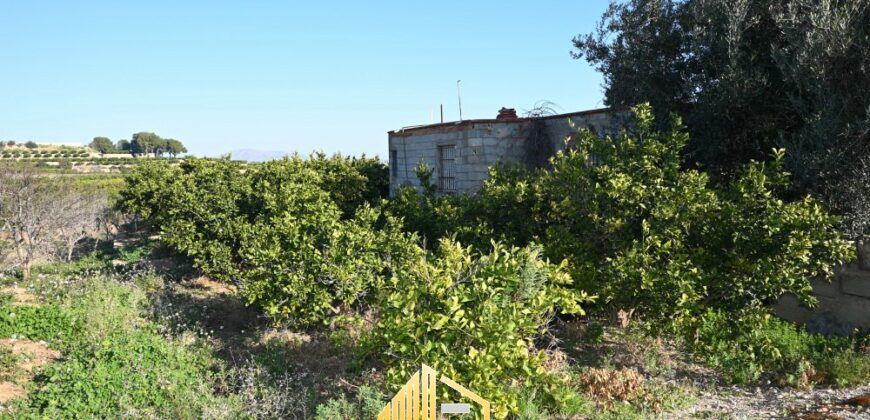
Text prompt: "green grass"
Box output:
[[0, 272, 245, 417], [25, 329, 235, 418]]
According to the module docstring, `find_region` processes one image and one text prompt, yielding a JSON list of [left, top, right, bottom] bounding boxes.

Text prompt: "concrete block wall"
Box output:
[[774, 263, 870, 334], [388, 109, 630, 195]]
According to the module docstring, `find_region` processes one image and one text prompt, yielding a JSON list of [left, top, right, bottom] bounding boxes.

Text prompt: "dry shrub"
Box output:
[[541, 348, 569, 374], [616, 308, 635, 329], [578, 367, 644, 406], [785, 358, 825, 389]]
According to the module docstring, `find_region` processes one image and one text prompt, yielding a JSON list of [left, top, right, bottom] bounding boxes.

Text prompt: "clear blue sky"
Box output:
[[1, 1, 610, 158]]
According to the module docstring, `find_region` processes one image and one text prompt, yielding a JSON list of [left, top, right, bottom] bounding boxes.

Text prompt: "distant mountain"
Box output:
[[226, 149, 291, 162]]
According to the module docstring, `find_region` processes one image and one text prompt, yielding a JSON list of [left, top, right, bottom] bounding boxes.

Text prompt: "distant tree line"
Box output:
[[89, 133, 188, 157], [0, 140, 44, 149]]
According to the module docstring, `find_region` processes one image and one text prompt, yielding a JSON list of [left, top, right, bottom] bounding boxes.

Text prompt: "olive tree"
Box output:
[[574, 0, 870, 237], [89, 137, 115, 155]]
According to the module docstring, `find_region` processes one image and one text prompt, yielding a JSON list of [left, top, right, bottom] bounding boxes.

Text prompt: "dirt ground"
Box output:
[[0, 339, 60, 403], [558, 319, 870, 419], [0, 287, 37, 306]]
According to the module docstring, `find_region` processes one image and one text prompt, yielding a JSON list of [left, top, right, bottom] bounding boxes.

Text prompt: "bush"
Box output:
[[118, 155, 398, 326], [388, 104, 852, 331], [237, 171, 406, 325], [535, 106, 852, 325], [303, 152, 389, 219], [383, 104, 857, 387], [371, 240, 591, 418], [686, 308, 870, 386]]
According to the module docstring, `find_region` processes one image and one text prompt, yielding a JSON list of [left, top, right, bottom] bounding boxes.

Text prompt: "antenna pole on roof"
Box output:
[[456, 80, 463, 121], [440, 104, 444, 123]]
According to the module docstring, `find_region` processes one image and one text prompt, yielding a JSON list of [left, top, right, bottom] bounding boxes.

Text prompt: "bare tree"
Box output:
[[0, 164, 59, 278], [54, 191, 107, 262], [0, 164, 109, 277], [95, 206, 128, 248]]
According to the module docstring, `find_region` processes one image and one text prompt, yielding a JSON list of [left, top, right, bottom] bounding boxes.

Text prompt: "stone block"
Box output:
[[773, 293, 812, 325], [856, 241, 870, 270], [814, 294, 870, 331], [482, 138, 501, 147], [810, 277, 840, 298], [841, 268, 870, 298]]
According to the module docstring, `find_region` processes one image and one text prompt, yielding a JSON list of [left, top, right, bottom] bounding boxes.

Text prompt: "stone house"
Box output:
[[387, 107, 629, 195]]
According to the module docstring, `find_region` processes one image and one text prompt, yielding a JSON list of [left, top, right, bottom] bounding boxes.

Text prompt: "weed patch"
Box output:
[[25, 330, 232, 418], [0, 304, 79, 347], [687, 309, 870, 387]]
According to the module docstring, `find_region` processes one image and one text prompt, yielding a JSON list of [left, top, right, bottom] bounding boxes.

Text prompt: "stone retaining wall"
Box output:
[[774, 262, 870, 335]]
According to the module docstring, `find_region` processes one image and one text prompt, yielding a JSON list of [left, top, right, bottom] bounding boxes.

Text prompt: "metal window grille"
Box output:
[[437, 145, 456, 193]]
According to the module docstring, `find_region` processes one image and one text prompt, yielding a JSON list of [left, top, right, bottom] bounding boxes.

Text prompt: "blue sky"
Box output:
[[1, 1, 610, 158]]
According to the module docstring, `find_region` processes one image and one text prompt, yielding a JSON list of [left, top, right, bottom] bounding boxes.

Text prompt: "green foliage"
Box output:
[[389, 105, 852, 330], [385, 162, 538, 252], [0, 272, 242, 418], [125, 132, 188, 158], [540, 107, 851, 324], [302, 153, 389, 219], [24, 141, 37, 149], [26, 329, 229, 418], [372, 240, 591, 418], [61, 278, 149, 343], [130, 132, 161, 156], [90, 136, 115, 154], [385, 105, 856, 387], [583, 323, 605, 344], [573, 0, 870, 238], [237, 164, 403, 324], [118, 154, 396, 326], [687, 308, 870, 386], [0, 304, 79, 346], [313, 385, 385, 419], [162, 138, 187, 157]]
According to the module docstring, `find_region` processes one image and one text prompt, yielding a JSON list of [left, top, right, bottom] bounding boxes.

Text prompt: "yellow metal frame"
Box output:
[[377, 364, 490, 420]]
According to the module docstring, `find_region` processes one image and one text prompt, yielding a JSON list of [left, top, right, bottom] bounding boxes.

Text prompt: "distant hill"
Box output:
[[226, 149, 291, 162]]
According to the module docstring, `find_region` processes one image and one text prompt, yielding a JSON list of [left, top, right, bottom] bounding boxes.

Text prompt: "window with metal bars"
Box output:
[[437, 145, 456, 193]]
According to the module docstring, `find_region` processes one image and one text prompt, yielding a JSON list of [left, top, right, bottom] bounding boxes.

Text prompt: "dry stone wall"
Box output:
[[775, 252, 870, 334]]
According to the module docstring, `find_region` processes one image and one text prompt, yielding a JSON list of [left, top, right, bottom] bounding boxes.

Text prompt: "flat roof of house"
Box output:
[[388, 106, 624, 136]]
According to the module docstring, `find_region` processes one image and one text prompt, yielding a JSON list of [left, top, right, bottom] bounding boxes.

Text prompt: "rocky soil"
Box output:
[[678, 384, 870, 419]]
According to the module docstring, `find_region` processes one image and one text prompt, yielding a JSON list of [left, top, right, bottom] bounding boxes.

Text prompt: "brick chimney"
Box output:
[[496, 107, 518, 121]]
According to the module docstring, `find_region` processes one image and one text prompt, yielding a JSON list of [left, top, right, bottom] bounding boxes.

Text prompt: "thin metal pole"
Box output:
[[440, 104, 444, 123], [456, 80, 463, 121]]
